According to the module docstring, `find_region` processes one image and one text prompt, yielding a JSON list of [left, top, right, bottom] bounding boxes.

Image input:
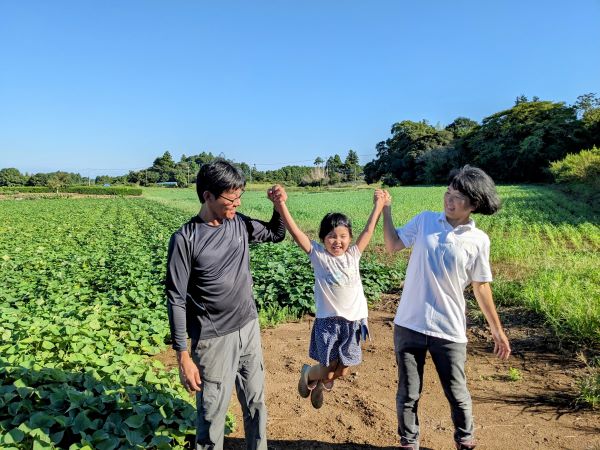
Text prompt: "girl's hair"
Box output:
[[318, 212, 353, 240], [448, 165, 501, 215], [196, 159, 246, 203]]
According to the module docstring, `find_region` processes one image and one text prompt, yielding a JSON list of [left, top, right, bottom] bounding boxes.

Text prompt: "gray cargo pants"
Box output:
[[394, 325, 474, 450], [191, 318, 267, 450]]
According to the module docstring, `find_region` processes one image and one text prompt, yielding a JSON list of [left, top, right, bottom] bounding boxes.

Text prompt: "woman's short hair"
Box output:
[[448, 165, 501, 215], [318, 212, 353, 241], [196, 159, 246, 203]]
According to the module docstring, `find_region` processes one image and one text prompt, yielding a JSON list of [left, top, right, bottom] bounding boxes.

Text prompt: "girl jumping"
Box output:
[[268, 185, 386, 409]]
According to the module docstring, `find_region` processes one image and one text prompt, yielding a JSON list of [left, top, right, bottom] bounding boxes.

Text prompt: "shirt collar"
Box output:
[[437, 212, 475, 231]]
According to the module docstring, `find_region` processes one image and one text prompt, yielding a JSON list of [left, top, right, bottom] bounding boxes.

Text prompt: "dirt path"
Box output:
[[160, 302, 600, 450]]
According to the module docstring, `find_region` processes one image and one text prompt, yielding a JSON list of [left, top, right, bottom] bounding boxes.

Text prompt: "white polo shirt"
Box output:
[[394, 211, 493, 343], [309, 241, 368, 321]]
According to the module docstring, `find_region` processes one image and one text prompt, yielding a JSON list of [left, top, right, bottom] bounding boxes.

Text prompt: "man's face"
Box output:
[[206, 188, 244, 220]]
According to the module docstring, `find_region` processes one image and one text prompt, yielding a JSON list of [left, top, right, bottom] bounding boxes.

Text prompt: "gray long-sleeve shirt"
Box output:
[[166, 211, 285, 351]]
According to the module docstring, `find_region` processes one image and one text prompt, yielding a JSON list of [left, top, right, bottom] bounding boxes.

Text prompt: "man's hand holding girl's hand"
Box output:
[[267, 184, 288, 208]]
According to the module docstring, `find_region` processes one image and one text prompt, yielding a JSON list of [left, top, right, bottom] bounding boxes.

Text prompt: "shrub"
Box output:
[[549, 146, 600, 188], [0, 186, 142, 196], [0, 186, 51, 194], [65, 186, 143, 196]]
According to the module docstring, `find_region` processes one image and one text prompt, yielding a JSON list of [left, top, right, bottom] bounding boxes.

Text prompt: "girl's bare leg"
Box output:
[[308, 360, 349, 385], [307, 363, 330, 383]]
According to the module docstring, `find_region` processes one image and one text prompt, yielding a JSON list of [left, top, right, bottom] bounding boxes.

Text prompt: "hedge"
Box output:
[[0, 186, 142, 196]]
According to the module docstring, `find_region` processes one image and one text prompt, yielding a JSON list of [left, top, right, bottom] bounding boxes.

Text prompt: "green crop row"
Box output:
[[0, 198, 195, 449]]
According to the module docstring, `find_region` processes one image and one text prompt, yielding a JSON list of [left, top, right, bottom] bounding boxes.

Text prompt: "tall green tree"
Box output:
[[445, 117, 479, 139], [26, 173, 49, 186], [0, 168, 26, 186], [325, 154, 343, 177], [344, 150, 360, 181], [47, 172, 71, 193], [460, 100, 580, 182], [575, 93, 600, 149], [365, 120, 453, 184], [152, 151, 175, 171]]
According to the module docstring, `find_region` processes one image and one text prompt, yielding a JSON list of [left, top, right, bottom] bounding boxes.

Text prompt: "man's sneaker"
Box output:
[[455, 440, 476, 449], [310, 381, 325, 409], [298, 364, 315, 398], [399, 438, 418, 449]]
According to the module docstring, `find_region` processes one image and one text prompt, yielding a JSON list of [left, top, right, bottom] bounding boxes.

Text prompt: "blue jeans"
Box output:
[[394, 325, 473, 449]]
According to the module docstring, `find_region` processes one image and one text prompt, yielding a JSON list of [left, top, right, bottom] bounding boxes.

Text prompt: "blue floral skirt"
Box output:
[[309, 316, 369, 367]]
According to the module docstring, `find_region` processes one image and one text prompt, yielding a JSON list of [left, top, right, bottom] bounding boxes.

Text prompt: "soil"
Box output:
[[157, 297, 600, 450]]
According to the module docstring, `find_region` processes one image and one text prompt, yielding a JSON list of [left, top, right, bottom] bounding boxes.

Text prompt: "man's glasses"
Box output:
[[218, 191, 244, 205]]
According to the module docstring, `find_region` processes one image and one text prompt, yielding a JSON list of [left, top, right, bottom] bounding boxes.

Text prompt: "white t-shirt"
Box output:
[[394, 211, 493, 343], [309, 241, 368, 321]]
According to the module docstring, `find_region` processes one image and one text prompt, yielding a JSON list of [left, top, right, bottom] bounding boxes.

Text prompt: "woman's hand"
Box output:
[[374, 189, 387, 209], [491, 329, 511, 360]]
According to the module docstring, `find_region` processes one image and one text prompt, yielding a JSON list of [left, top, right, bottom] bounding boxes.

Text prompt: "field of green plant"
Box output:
[[0, 198, 197, 449], [0, 195, 398, 448]]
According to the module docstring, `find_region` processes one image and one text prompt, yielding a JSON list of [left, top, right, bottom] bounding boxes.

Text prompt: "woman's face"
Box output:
[[323, 225, 352, 256], [444, 186, 474, 226]]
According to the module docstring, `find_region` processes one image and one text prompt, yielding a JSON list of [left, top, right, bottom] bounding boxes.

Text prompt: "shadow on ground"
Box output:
[[224, 438, 432, 450]]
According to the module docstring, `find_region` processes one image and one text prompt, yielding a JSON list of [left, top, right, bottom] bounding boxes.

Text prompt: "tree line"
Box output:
[[0, 150, 362, 188], [364, 93, 600, 185], [1, 93, 598, 188]]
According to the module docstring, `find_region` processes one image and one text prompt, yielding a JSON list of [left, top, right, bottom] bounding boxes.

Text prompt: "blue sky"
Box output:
[[1, 1, 599, 178]]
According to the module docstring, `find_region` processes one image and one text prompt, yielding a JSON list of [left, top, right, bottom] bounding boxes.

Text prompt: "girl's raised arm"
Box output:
[[355, 190, 386, 253], [268, 185, 312, 254]]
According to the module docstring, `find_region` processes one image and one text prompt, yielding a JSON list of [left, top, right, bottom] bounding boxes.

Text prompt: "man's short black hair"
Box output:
[[196, 159, 246, 203], [318, 212, 353, 241], [448, 165, 501, 215]]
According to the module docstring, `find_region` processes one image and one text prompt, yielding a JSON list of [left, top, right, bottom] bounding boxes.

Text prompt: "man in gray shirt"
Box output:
[[166, 160, 286, 450]]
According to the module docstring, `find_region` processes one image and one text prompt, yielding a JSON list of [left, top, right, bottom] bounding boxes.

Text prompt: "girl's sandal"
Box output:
[[310, 381, 325, 409], [322, 379, 334, 391]]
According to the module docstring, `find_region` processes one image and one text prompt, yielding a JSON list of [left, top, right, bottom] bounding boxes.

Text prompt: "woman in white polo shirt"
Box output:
[[382, 165, 511, 450]]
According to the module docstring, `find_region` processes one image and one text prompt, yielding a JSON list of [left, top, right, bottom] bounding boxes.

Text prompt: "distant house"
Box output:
[[103, 183, 111, 187], [156, 181, 178, 187]]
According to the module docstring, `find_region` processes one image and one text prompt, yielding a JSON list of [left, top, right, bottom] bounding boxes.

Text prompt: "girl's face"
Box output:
[[323, 225, 352, 257], [444, 185, 474, 226]]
